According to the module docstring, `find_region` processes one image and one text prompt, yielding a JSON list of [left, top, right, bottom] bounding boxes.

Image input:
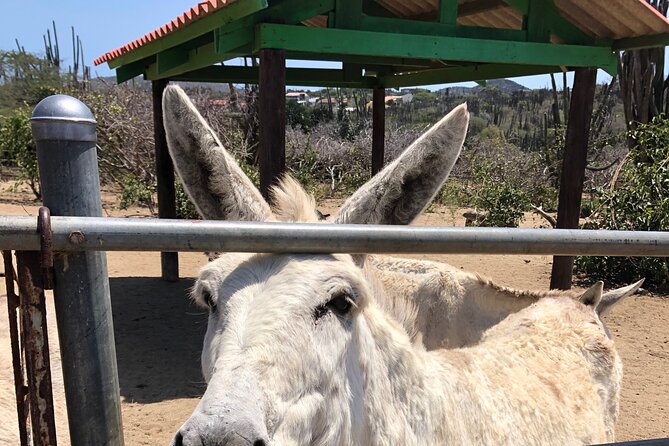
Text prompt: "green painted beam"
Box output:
[[156, 46, 190, 74], [439, 0, 458, 24], [107, 0, 268, 69], [215, 24, 254, 55], [283, 51, 437, 68], [146, 45, 443, 82], [439, 0, 458, 25], [145, 43, 246, 80], [380, 63, 561, 88], [613, 33, 669, 51], [507, 0, 591, 44], [342, 62, 362, 81], [359, 15, 527, 41], [537, 0, 592, 44], [254, 23, 618, 72], [116, 59, 150, 83], [502, 0, 529, 14], [335, 0, 363, 28], [526, 0, 549, 42], [167, 65, 376, 87], [215, 0, 335, 54], [362, 0, 397, 18], [360, 15, 457, 35], [406, 0, 506, 21], [147, 0, 334, 80], [459, 0, 506, 17]]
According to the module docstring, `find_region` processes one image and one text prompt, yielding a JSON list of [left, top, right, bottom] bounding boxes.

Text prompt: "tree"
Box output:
[[0, 49, 61, 113], [618, 0, 669, 144]]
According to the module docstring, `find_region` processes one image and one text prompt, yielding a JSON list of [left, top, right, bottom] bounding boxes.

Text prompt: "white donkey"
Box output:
[[163, 85, 642, 350], [170, 249, 622, 445], [163, 86, 630, 445]]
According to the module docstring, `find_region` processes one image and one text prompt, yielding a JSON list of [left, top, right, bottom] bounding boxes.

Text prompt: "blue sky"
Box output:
[[0, 0, 658, 90]]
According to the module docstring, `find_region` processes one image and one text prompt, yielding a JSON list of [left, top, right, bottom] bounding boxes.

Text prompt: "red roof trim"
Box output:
[[93, 0, 232, 66], [638, 0, 669, 26], [95, 0, 669, 68]]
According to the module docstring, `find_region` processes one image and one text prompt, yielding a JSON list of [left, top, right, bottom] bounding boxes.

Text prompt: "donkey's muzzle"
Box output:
[[169, 417, 269, 446]]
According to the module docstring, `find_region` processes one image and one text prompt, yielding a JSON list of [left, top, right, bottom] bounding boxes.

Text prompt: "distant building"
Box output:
[[209, 98, 230, 107], [365, 94, 412, 110], [314, 96, 346, 108], [286, 91, 310, 104]]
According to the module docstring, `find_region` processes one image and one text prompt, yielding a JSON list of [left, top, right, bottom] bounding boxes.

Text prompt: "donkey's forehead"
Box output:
[[199, 252, 363, 292]]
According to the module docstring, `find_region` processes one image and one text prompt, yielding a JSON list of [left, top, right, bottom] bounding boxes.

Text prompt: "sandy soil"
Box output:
[[0, 183, 667, 444]]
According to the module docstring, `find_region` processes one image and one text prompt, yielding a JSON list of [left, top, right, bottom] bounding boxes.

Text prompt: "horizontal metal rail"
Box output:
[[1, 215, 668, 256]]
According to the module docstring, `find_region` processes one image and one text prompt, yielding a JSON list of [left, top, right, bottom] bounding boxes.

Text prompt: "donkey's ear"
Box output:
[[597, 278, 644, 316], [334, 103, 469, 225], [578, 281, 604, 308], [162, 85, 272, 221]]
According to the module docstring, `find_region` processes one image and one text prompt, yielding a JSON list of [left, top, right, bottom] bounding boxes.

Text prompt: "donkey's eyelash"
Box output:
[[314, 291, 357, 321]]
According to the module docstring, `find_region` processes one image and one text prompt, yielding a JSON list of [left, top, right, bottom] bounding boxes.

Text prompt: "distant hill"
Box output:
[[441, 78, 529, 96]]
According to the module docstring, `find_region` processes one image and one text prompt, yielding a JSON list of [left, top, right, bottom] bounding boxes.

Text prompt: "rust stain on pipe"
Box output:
[[16, 250, 57, 445], [3, 250, 30, 446]]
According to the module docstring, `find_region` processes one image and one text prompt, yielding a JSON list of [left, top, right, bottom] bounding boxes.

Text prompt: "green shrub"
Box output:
[[286, 101, 333, 132], [471, 160, 531, 227], [478, 125, 505, 141], [576, 116, 669, 289], [0, 107, 41, 199], [467, 116, 488, 137], [462, 140, 550, 227], [434, 178, 470, 208], [118, 175, 155, 213], [175, 181, 200, 220]]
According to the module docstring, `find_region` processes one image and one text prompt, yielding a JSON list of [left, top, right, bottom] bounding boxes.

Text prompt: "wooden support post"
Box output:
[[152, 79, 179, 282], [259, 47, 287, 200], [550, 68, 597, 290], [372, 86, 385, 175]]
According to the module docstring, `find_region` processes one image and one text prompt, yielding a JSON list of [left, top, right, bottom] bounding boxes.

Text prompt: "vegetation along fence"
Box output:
[[2, 95, 668, 446]]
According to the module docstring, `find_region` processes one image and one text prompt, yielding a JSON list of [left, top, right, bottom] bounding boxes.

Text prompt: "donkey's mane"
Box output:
[[474, 274, 583, 300], [269, 175, 320, 223], [269, 175, 422, 340]]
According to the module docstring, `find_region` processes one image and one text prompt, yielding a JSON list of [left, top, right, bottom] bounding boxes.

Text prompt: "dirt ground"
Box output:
[[0, 183, 667, 445]]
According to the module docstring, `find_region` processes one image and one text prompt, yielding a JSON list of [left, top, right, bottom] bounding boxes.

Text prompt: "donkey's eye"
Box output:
[[326, 292, 354, 316], [203, 290, 217, 313], [314, 291, 355, 321]]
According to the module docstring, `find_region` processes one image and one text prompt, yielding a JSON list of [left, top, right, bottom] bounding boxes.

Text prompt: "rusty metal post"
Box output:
[[3, 250, 30, 446], [15, 250, 57, 446], [31, 95, 124, 445]]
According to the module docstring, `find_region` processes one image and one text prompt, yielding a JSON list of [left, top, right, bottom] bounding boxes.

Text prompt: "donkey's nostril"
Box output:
[[170, 431, 184, 446], [253, 441, 266, 446]]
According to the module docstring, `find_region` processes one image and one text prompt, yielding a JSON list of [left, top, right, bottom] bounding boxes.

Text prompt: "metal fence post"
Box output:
[[31, 95, 124, 445]]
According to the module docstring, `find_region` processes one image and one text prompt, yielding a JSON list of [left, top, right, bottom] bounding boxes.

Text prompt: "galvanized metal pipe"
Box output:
[[32, 95, 124, 446], [1, 216, 669, 256]]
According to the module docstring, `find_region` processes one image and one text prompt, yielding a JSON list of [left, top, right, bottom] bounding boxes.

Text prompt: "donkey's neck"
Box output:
[[355, 305, 449, 445]]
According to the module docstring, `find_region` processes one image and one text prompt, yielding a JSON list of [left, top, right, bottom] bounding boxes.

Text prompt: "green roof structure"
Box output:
[[95, 0, 669, 284]]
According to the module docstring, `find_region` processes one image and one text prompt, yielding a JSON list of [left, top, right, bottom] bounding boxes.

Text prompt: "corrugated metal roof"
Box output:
[[94, 0, 669, 66]]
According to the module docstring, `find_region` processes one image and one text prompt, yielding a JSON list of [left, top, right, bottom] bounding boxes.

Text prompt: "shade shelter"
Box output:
[[95, 0, 669, 282]]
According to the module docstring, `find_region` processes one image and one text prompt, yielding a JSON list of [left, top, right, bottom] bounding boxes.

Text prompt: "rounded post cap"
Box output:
[[32, 94, 96, 123], [31, 95, 97, 142]]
